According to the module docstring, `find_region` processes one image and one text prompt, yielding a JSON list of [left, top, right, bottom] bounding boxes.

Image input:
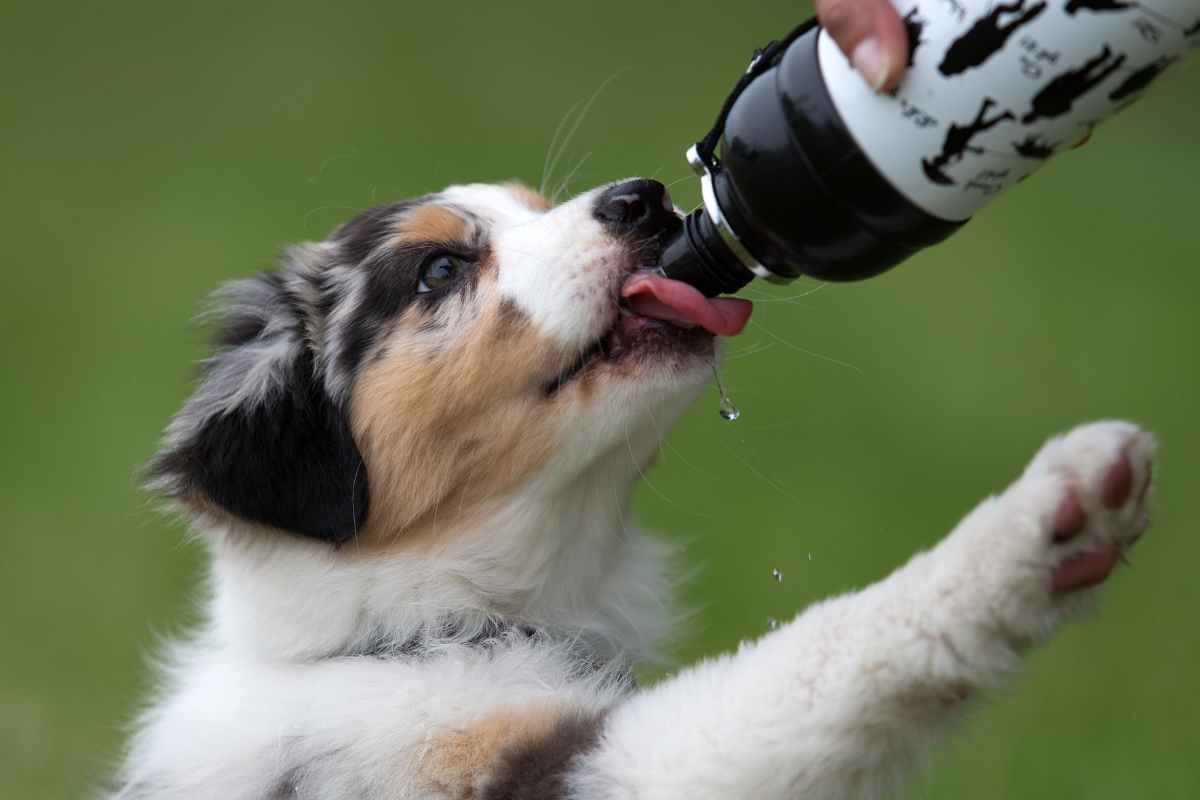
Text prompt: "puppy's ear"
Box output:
[[147, 266, 369, 544]]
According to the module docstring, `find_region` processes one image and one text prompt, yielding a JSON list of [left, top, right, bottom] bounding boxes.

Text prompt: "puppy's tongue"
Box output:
[[621, 273, 753, 336]]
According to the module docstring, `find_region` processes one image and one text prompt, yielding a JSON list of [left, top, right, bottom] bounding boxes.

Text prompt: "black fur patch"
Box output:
[[333, 200, 416, 266], [149, 267, 369, 544], [336, 201, 429, 376], [150, 347, 369, 543], [479, 713, 607, 800], [340, 250, 482, 374], [339, 246, 428, 373]]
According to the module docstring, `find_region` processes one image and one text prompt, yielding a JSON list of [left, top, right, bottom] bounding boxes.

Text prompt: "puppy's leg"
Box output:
[[567, 421, 1154, 800]]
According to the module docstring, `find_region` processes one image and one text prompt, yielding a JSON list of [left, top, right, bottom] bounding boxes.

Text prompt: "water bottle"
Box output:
[[658, 0, 1200, 296]]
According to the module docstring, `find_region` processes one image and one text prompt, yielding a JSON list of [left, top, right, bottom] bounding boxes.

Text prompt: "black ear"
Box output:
[[148, 273, 369, 544]]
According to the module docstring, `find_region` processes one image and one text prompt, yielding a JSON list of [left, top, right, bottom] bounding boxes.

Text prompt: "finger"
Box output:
[[815, 0, 910, 92]]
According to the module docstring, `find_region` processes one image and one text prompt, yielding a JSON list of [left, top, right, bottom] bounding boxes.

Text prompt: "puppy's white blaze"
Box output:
[[438, 184, 540, 226], [439, 182, 624, 350], [495, 188, 624, 349]]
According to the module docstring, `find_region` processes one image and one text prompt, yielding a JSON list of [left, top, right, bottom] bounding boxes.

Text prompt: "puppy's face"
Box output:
[[150, 180, 751, 545]]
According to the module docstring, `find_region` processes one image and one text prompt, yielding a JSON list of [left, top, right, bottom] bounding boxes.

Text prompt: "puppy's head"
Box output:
[[149, 180, 751, 545]]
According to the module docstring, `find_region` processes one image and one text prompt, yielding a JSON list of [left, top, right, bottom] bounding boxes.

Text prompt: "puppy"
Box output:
[[111, 179, 1154, 799]]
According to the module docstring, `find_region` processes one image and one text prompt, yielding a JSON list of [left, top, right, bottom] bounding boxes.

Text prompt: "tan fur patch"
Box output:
[[504, 182, 553, 212], [392, 204, 471, 245], [423, 705, 565, 798], [350, 291, 563, 548]]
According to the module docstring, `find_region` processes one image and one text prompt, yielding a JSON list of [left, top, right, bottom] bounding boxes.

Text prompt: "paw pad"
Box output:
[[1046, 429, 1154, 595], [1051, 489, 1086, 542], [1102, 454, 1134, 510]]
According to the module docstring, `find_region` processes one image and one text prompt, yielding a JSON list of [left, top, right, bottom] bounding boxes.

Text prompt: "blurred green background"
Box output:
[[2, 1, 1197, 797]]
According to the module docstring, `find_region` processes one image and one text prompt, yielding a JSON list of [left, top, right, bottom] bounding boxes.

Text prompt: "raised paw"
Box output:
[[1026, 421, 1154, 595], [909, 421, 1155, 660]]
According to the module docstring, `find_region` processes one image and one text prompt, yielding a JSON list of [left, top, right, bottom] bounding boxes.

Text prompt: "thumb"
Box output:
[[814, 0, 909, 92]]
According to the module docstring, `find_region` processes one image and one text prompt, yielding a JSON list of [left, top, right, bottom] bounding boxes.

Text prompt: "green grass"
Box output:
[[2, 2, 1198, 797]]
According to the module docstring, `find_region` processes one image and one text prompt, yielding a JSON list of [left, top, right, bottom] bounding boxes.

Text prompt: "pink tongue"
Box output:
[[621, 273, 753, 336]]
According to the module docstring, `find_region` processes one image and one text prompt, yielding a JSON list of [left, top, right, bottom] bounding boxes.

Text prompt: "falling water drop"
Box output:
[[770, 568, 784, 583], [711, 363, 741, 421]]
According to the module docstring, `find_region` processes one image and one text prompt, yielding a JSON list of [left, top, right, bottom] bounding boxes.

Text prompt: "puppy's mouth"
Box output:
[[543, 269, 753, 396]]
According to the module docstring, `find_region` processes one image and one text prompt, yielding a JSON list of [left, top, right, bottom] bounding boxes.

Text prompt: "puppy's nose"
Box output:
[[593, 179, 677, 238]]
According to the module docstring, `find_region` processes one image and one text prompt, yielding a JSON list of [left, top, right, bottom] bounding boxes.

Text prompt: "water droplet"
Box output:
[[767, 617, 780, 631], [770, 568, 783, 583], [710, 363, 741, 421]]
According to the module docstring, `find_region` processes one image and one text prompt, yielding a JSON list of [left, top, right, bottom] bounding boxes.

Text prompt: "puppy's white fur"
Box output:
[[113, 182, 1154, 799]]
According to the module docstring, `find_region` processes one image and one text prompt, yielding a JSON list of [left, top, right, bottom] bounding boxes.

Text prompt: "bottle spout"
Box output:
[[657, 208, 756, 298]]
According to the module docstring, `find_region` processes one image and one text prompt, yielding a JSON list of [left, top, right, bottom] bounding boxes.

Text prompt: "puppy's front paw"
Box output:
[[942, 421, 1155, 646], [1025, 421, 1154, 596]]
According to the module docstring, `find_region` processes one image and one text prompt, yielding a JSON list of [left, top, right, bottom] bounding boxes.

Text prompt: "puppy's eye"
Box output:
[[418, 254, 463, 294]]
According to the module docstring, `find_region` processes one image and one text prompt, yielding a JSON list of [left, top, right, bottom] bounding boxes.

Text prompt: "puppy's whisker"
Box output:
[[645, 403, 720, 483], [551, 152, 593, 204], [349, 462, 363, 548], [623, 421, 678, 509], [723, 341, 776, 360], [541, 70, 627, 195], [663, 174, 696, 191], [302, 204, 362, 231], [739, 283, 828, 303], [747, 319, 864, 375], [541, 98, 585, 196]]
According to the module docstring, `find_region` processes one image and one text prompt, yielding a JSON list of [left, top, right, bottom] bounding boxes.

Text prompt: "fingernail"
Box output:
[[851, 38, 890, 92]]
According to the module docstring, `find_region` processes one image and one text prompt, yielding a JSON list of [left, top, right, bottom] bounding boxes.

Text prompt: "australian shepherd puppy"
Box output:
[[112, 178, 1155, 799]]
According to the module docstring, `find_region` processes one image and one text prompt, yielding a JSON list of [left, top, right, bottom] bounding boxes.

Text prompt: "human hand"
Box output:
[[814, 0, 909, 92]]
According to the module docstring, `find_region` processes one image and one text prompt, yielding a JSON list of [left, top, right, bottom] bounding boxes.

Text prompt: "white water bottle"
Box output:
[[658, 0, 1200, 294]]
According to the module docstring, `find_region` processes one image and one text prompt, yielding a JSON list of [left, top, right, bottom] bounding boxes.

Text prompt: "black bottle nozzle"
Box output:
[[658, 207, 755, 298]]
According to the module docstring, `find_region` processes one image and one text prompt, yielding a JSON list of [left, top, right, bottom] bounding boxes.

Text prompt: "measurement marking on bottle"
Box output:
[[900, 98, 939, 128]]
